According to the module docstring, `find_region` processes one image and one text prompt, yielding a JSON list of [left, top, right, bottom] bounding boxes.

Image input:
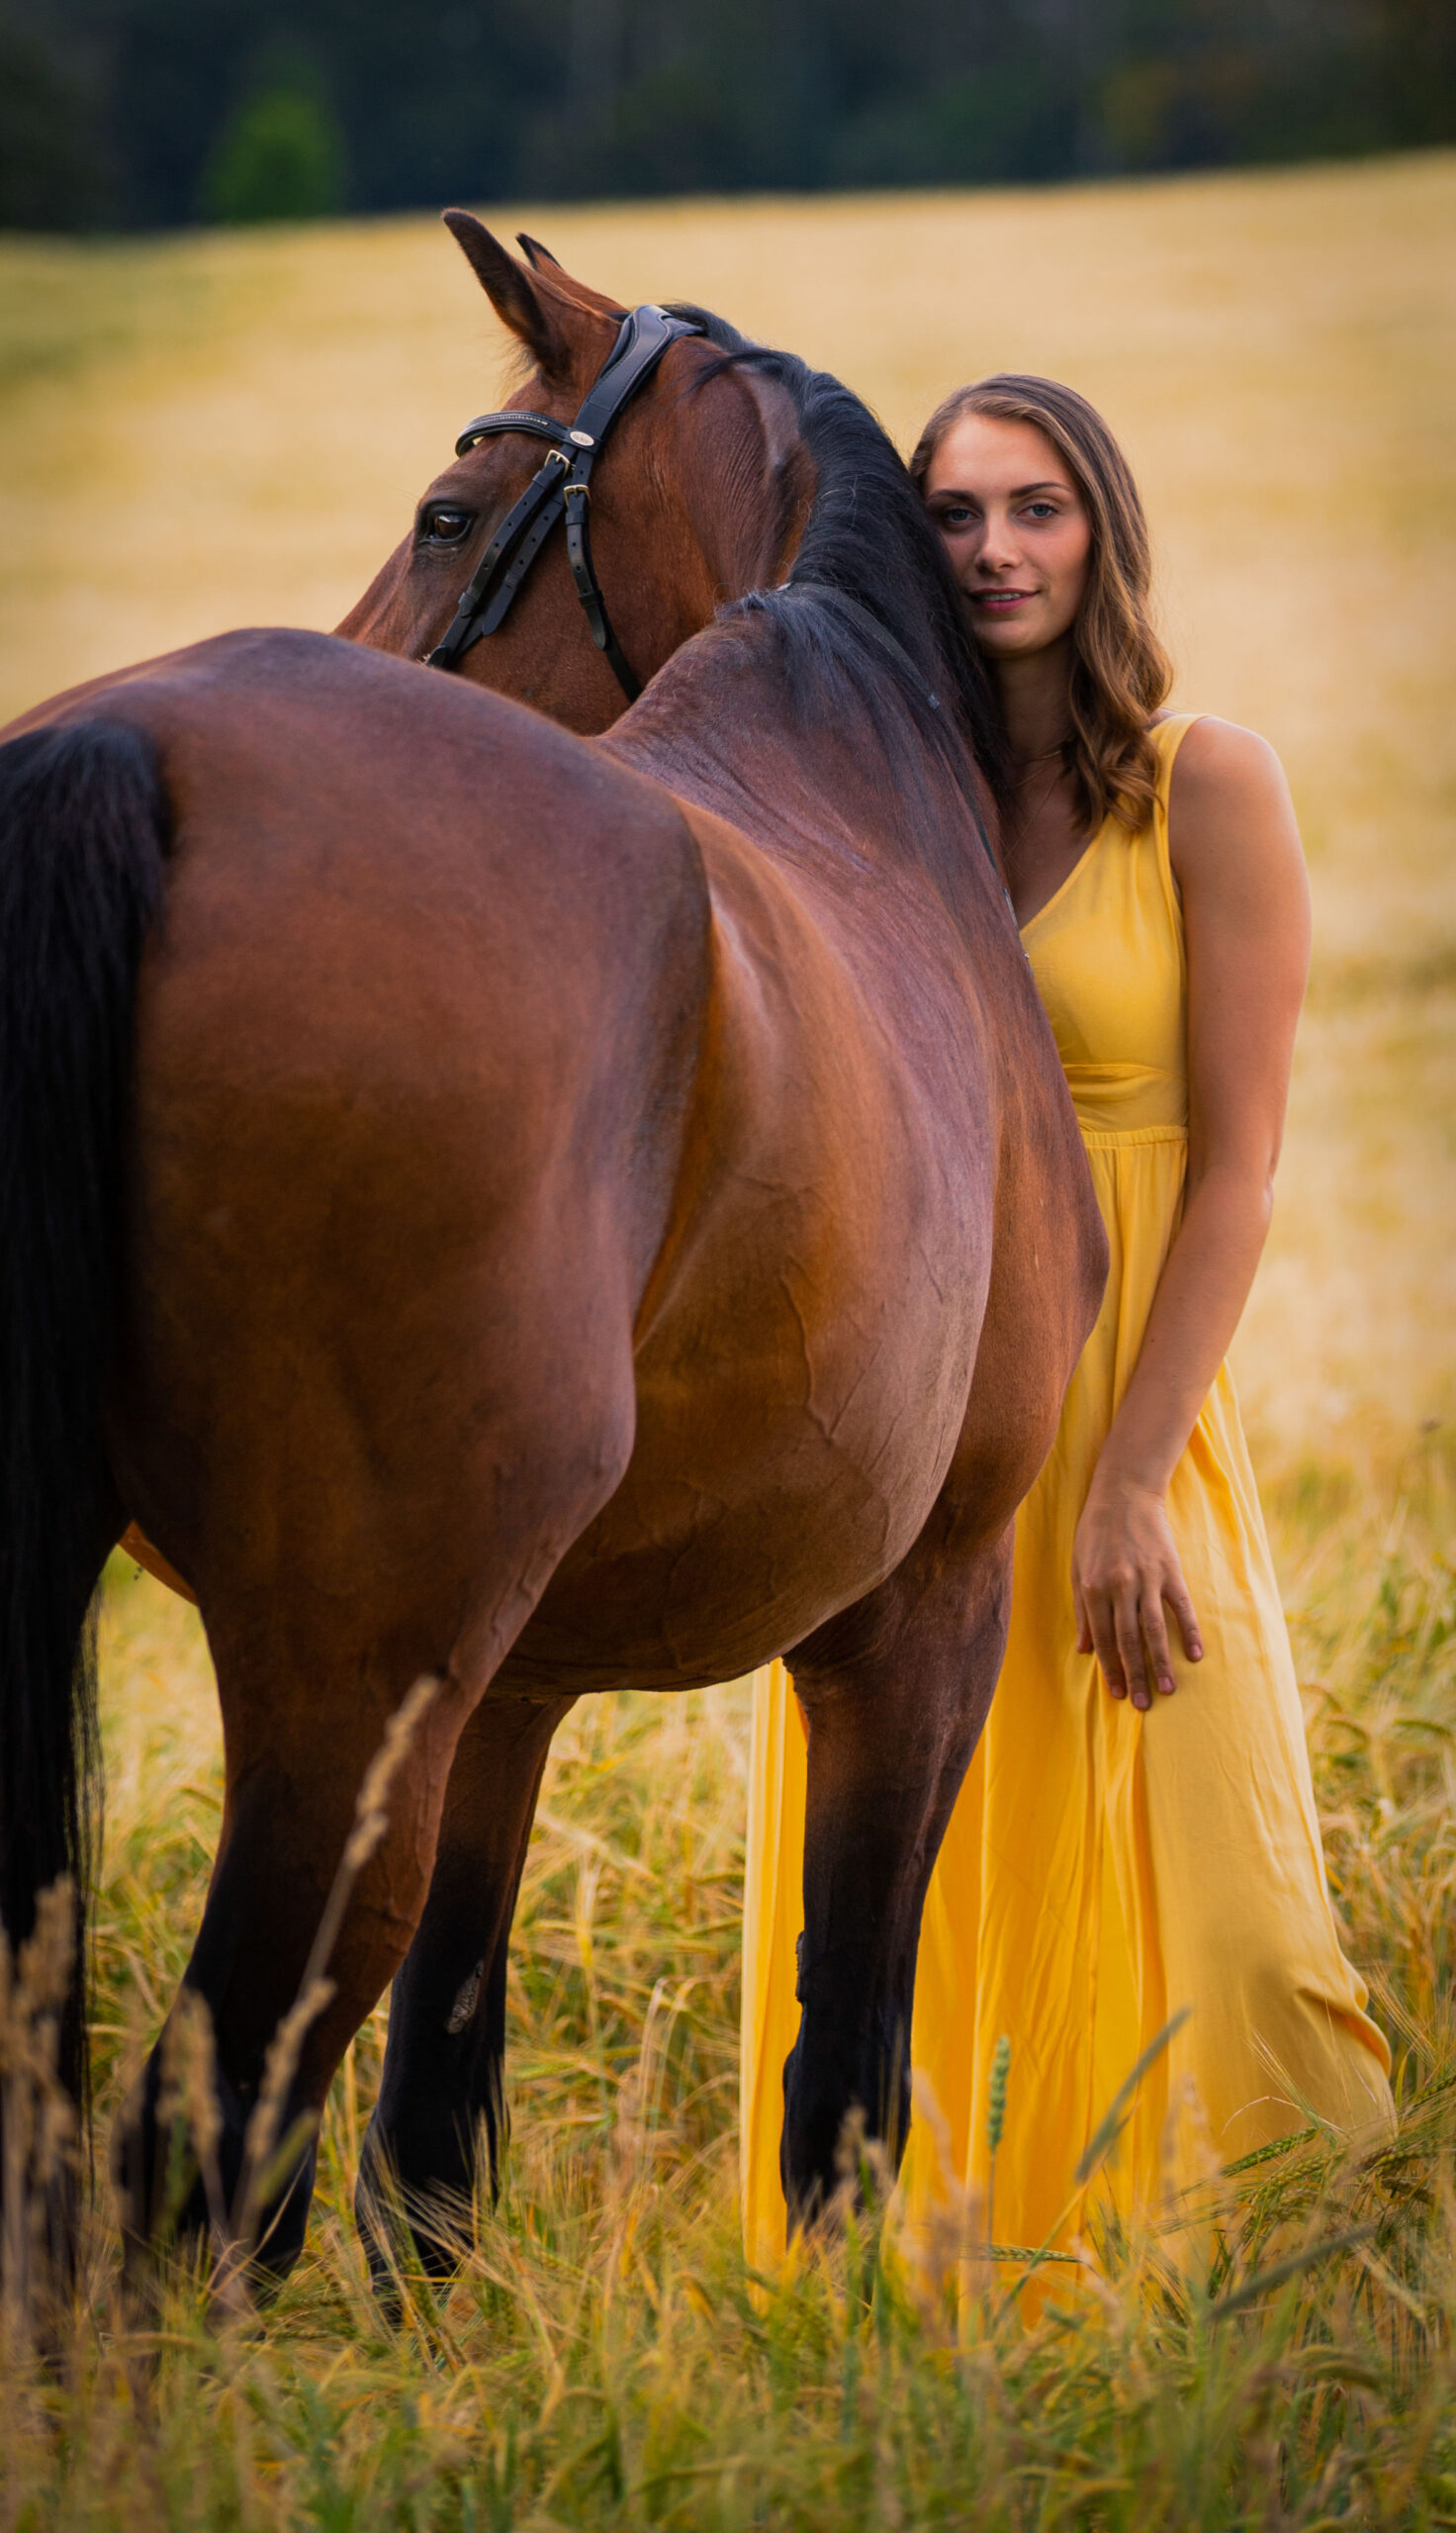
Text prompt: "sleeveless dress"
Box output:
[[740, 714, 1393, 2272]]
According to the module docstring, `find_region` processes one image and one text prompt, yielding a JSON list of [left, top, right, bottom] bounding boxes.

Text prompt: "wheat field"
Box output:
[[2, 153, 1455, 2526]]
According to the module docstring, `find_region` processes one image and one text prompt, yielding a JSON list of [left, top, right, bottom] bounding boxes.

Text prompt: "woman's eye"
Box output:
[[941, 504, 975, 526], [422, 508, 473, 544], [1024, 502, 1058, 520]]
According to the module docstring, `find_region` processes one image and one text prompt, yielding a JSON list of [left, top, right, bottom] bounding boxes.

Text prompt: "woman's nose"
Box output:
[[975, 514, 1021, 574]]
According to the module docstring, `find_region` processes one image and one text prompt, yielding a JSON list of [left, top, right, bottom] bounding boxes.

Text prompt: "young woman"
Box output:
[[740, 376, 1394, 2270]]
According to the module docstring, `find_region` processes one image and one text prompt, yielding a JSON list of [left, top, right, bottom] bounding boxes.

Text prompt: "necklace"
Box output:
[[1011, 735, 1073, 781], [1009, 732, 1073, 827], [1011, 741, 1073, 827], [1018, 771, 1062, 826]]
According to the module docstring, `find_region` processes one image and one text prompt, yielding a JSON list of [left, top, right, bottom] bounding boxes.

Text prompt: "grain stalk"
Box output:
[[0, 1877, 80, 2357]]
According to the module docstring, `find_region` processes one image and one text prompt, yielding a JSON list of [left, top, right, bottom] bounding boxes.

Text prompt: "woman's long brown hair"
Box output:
[[909, 376, 1173, 835]]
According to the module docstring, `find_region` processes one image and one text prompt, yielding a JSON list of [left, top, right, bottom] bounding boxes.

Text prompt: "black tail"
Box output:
[[0, 717, 169, 2112]]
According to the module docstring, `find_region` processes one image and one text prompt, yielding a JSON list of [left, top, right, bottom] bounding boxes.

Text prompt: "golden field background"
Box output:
[[1, 148, 1453, 1466], [3, 156, 1456, 2529]]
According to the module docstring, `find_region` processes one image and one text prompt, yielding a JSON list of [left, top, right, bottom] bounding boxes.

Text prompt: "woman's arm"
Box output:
[[1073, 716, 1312, 1708]]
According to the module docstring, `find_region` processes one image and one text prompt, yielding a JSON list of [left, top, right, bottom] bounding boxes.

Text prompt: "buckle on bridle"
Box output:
[[426, 301, 702, 700]]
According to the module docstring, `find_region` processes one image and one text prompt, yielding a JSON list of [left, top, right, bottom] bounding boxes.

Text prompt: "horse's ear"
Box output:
[[516, 233, 564, 274], [513, 233, 627, 325], [443, 210, 569, 372]]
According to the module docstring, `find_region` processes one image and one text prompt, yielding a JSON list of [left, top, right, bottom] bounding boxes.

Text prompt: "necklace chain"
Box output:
[[1012, 735, 1074, 781], [1013, 752, 1073, 829]]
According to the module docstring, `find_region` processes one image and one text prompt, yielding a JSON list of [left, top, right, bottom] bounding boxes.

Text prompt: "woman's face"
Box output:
[[923, 413, 1092, 660]]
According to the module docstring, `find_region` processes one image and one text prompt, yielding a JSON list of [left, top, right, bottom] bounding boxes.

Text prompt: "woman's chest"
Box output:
[[1023, 830, 1187, 1084]]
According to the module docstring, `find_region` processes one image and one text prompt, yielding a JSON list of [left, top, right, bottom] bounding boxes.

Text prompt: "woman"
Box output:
[[740, 376, 1394, 2271]]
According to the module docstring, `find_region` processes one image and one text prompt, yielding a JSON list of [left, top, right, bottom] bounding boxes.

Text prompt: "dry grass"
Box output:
[[1, 154, 1454, 2521], [0, 1473, 1446, 2529]]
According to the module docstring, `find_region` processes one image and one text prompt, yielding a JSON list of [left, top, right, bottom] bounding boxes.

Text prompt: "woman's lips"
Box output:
[[968, 588, 1037, 610]]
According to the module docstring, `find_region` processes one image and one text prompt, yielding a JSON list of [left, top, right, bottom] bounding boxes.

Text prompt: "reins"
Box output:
[[425, 302, 702, 698]]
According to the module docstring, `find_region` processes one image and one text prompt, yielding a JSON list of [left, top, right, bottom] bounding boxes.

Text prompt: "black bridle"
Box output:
[[424, 300, 1009, 902], [425, 302, 703, 700]]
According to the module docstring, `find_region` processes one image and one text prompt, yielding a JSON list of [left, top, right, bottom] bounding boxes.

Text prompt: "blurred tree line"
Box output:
[[3, 0, 1453, 231]]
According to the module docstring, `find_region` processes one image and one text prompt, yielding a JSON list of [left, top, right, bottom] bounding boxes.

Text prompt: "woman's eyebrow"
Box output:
[[929, 479, 1072, 500]]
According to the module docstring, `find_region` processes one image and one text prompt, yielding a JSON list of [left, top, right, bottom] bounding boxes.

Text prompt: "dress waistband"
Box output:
[[1061, 1061, 1188, 1145]]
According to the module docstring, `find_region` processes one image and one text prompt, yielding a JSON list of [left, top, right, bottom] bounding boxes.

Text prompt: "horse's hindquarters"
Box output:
[[84, 634, 713, 2262], [100, 636, 708, 1613]]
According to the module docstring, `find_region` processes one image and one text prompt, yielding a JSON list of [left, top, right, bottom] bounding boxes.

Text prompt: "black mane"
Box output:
[[667, 304, 1010, 817]]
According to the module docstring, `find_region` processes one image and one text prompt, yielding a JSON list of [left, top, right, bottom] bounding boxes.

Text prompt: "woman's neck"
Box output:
[[992, 634, 1075, 764]]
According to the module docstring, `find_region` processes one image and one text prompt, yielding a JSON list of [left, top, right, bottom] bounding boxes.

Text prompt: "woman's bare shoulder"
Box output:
[[1163, 715, 1302, 896], [1167, 712, 1287, 801]]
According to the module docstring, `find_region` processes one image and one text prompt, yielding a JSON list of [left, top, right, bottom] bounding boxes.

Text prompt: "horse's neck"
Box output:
[[607, 645, 984, 915]]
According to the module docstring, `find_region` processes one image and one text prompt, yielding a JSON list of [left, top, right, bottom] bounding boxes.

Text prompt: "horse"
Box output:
[[0, 225, 1105, 2287]]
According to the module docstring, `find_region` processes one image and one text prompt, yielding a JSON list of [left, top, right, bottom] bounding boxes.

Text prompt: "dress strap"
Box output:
[[1147, 712, 1203, 937], [1149, 711, 1202, 783]]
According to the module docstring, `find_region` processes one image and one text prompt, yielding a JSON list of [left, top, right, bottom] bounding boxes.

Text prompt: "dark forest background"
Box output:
[[4, 0, 1454, 232]]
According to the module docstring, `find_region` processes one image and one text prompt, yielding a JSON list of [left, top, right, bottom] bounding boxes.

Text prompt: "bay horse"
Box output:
[[0, 225, 1104, 2284]]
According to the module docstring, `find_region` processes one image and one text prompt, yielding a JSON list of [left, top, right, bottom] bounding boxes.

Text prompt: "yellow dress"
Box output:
[[740, 714, 1393, 2272]]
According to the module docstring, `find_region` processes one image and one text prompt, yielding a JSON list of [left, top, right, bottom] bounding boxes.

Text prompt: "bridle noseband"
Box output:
[[425, 302, 703, 700]]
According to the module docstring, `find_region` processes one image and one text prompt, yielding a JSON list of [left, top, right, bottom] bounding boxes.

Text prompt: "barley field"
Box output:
[[2, 152, 1455, 2527]]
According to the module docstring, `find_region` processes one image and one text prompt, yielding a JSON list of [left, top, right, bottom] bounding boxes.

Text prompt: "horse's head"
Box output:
[[338, 217, 815, 733]]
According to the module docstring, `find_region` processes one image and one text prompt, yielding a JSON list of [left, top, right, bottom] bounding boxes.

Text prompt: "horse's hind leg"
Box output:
[[781, 1529, 1014, 2228], [113, 1612, 490, 2283], [356, 1688, 575, 2277]]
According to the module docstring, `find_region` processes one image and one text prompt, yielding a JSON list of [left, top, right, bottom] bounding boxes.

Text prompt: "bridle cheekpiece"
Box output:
[[425, 301, 702, 702]]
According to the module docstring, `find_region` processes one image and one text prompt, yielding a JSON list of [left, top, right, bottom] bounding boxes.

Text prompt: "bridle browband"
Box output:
[[424, 301, 703, 698]]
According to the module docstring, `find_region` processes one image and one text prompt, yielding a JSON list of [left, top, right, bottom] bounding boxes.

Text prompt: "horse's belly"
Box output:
[[500, 1258, 983, 1691]]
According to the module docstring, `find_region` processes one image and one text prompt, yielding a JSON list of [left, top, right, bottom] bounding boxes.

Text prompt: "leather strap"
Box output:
[[426, 304, 701, 692], [454, 410, 574, 454], [564, 481, 642, 702]]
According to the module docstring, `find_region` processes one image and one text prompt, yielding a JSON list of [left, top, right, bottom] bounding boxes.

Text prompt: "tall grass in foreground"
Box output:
[[1, 1445, 1453, 2528]]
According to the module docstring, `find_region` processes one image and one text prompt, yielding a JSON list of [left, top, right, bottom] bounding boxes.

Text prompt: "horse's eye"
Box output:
[[422, 508, 473, 545]]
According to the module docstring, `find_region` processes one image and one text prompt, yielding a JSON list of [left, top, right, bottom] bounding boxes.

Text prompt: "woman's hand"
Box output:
[[1072, 1468, 1203, 1710]]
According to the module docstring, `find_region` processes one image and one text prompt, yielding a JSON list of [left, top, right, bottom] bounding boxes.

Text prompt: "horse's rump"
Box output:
[[83, 631, 709, 1641]]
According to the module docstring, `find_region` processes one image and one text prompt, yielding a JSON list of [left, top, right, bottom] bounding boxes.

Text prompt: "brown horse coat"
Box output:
[[0, 236, 1103, 2279]]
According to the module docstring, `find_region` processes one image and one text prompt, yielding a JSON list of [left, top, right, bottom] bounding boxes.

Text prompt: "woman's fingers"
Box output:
[[1112, 1584, 1151, 1709], [1086, 1568, 1202, 1704], [1140, 1590, 1178, 1698], [1084, 1589, 1126, 1696], [1076, 1486, 1204, 1703], [1165, 1564, 1204, 1662]]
